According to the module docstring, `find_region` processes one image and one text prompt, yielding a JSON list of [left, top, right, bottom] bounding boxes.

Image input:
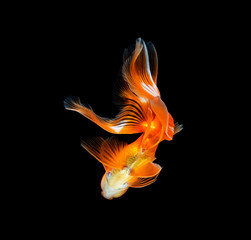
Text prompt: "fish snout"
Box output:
[[101, 191, 113, 200]]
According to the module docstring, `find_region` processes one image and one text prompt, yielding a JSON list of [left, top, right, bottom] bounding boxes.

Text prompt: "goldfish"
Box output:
[[81, 134, 161, 200], [64, 38, 182, 148], [64, 38, 183, 199]]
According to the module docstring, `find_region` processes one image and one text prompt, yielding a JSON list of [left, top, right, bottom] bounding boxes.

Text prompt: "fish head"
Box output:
[[100, 169, 130, 200]]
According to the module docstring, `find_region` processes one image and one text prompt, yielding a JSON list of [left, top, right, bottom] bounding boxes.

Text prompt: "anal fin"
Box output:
[[130, 174, 159, 188]]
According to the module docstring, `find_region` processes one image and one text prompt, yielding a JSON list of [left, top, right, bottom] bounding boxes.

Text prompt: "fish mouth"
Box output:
[[101, 187, 129, 200], [101, 191, 113, 200]]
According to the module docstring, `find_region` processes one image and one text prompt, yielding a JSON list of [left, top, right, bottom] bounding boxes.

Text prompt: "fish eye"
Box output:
[[106, 172, 112, 178]]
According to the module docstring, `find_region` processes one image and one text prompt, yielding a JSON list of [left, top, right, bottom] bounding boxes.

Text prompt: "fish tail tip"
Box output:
[[174, 123, 183, 134], [63, 96, 80, 110], [136, 37, 144, 44]]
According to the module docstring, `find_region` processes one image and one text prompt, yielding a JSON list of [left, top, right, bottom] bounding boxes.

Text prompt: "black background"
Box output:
[[18, 5, 234, 231], [47, 21, 211, 199], [52, 23, 212, 199], [50, 32, 213, 213]]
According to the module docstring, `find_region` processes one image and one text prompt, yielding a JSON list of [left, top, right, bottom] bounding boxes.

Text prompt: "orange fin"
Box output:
[[130, 174, 159, 188], [174, 122, 183, 135], [81, 137, 128, 169], [112, 75, 153, 134], [123, 40, 158, 85], [122, 38, 160, 100], [64, 96, 114, 132], [64, 96, 148, 135], [130, 161, 161, 178], [110, 99, 150, 134], [103, 165, 112, 172], [80, 137, 105, 164], [113, 72, 137, 104], [146, 41, 158, 85], [99, 137, 128, 169], [150, 96, 168, 131]]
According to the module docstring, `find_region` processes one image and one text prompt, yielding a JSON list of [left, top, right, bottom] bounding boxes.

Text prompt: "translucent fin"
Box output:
[[122, 38, 160, 100], [64, 96, 113, 132], [112, 70, 154, 134], [123, 39, 158, 85], [64, 96, 149, 135], [113, 72, 138, 105], [147, 41, 158, 85], [81, 137, 128, 169], [64, 96, 82, 111], [130, 174, 159, 188], [130, 161, 161, 178], [99, 137, 128, 169], [123, 42, 134, 62], [174, 122, 183, 135], [81, 137, 105, 163], [111, 99, 150, 134]]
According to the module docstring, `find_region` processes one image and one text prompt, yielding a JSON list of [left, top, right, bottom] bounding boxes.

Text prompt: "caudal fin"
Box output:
[[64, 96, 113, 132], [174, 122, 183, 135], [122, 38, 160, 100], [64, 96, 150, 135]]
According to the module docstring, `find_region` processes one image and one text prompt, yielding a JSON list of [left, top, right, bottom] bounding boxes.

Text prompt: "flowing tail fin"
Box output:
[[174, 122, 183, 135], [64, 96, 113, 133], [64, 96, 149, 134], [122, 38, 160, 100]]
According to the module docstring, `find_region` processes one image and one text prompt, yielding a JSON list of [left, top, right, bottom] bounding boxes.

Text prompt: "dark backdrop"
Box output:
[[34, 11, 223, 222], [51, 31, 205, 204], [8, 2, 237, 236]]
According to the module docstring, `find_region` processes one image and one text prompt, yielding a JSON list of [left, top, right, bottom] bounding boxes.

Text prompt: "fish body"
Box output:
[[81, 134, 161, 199]]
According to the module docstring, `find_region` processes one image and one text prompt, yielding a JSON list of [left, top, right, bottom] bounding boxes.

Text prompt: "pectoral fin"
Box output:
[[130, 161, 161, 178], [81, 137, 128, 170], [99, 137, 128, 169]]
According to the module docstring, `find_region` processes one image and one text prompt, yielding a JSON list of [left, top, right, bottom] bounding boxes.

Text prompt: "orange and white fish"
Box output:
[[81, 134, 161, 200], [64, 38, 182, 146]]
